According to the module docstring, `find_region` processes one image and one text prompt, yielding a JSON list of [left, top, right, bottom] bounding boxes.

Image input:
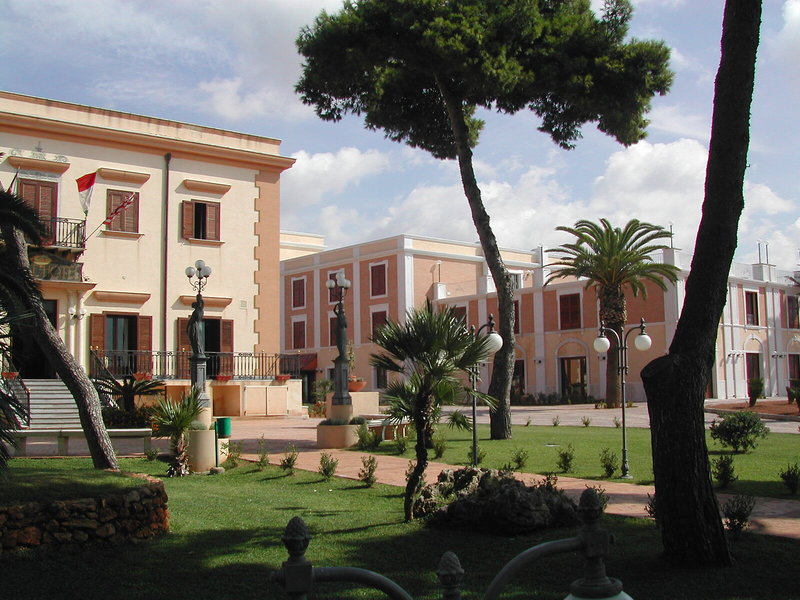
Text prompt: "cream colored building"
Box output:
[[1, 91, 300, 416]]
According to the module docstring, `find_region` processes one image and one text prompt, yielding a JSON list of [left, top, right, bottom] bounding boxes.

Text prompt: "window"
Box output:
[[370, 262, 387, 297], [788, 296, 799, 329], [513, 300, 520, 334], [291, 277, 306, 309], [560, 356, 587, 399], [453, 305, 467, 323], [328, 271, 344, 302], [292, 320, 306, 350], [19, 178, 57, 243], [375, 366, 388, 389], [89, 313, 153, 375], [745, 352, 761, 381], [559, 294, 581, 330], [181, 200, 220, 241], [510, 272, 522, 290], [789, 354, 800, 387], [329, 315, 338, 347], [106, 190, 139, 233], [371, 310, 388, 338], [745, 291, 759, 326]]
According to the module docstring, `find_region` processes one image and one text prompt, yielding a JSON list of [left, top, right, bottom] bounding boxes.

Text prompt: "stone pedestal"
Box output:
[[187, 428, 217, 472]]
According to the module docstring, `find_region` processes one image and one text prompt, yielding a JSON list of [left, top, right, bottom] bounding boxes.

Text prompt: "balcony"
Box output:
[[90, 350, 284, 381], [37, 217, 86, 250]]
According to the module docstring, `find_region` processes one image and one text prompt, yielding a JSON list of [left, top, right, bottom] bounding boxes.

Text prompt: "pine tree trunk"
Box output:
[[3, 228, 118, 470], [438, 81, 514, 440], [641, 0, 761, 567]]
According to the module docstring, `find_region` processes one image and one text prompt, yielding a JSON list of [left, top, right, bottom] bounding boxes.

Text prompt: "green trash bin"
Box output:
[[216, 417, 232, 439]]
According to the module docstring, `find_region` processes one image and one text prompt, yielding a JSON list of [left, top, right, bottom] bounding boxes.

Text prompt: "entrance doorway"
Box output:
[[12, 299, 57, 379], [559, 356, 587, 400]]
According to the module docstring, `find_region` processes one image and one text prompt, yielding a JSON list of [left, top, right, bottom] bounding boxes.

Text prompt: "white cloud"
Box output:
[[281, 147, 392, 209], [768, 0, 800, 92], [647, 105, 710, 140], [198, 78, 311, 122]]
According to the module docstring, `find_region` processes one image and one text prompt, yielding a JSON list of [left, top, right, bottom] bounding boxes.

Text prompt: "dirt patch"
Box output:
[[709, 400, 800, 417]]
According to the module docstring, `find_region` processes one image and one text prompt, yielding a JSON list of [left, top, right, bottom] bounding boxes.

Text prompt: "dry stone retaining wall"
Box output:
[[0, 473, 169, 555]]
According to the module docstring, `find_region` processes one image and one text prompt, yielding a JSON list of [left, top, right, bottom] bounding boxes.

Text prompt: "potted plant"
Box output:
[[346, 343, 366, 391], [275, 374, 291, 384], [1, 371, 18, 379], [747, 377, 764, 408]]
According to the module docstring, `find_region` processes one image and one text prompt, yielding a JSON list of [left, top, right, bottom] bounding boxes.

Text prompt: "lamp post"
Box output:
[[326, 272, 352, 418], [593, 318, 651, 479], [469, 315, 504, 467], [185, 260, 213, 415]]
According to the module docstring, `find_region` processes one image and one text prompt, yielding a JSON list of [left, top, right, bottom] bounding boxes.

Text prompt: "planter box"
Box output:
[[316, 424, 358, 449]]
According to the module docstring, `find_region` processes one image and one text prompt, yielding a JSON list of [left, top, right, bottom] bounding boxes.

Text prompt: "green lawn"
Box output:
[[1, 457, 798, 600], [363, 423, 800, 498]]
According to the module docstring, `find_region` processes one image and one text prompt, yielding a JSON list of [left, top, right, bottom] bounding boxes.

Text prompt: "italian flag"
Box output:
[[76, 172, 96, 215]]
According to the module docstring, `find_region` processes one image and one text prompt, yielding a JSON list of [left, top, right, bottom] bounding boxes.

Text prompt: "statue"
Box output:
[[187, 293, 205, 357], [333, 301, 347, 360]]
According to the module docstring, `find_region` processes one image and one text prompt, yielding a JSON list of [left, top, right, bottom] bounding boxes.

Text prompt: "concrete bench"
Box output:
[[12, 428, 152, 456], [365, 418, 409, 441]]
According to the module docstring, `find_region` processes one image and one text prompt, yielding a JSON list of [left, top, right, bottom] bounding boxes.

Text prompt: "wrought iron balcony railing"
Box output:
[[89, 350, 283, 381], [38, 217, 86, 250]]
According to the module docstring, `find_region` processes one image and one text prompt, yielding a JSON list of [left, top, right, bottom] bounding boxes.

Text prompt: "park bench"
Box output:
[[365, 417, 409, 441], [11, 428, 153, 456]]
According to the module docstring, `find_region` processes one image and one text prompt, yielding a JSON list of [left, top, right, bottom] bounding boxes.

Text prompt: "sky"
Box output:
[[1, 0, 798, 268]]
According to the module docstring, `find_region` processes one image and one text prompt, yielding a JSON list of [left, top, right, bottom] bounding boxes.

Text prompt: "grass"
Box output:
[[365, 424, 800, 498], [1, 457, 798, 600], [0, 458, 149, 505]]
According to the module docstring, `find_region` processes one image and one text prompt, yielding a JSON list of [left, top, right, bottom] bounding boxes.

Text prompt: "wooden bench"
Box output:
[[12, 428, 153, 456]]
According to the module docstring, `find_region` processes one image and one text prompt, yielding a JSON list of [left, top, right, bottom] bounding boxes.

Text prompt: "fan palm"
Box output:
[[150, 388, 202, 477], [547, 218, 679, 407], [370, 301, 496, 521], [94, 374, 165, 413]]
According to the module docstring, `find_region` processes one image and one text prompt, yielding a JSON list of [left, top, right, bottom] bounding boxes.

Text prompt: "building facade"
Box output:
[[282, 235, 800, 404], [1, 91, 299, 415]]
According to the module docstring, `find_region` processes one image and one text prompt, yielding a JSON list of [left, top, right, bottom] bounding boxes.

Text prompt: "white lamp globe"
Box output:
[[185, 266, 197, 278], [593, 335, 611, 353], [200, 265, 212, 278], [634, 333, 652, 352], [195, 259, 205, 271], [485, 331, 504, 355], [325, 278, 335, 289]]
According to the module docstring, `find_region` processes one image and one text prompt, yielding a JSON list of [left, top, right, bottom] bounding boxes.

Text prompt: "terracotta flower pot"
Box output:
[[348, 380, 367, 392]]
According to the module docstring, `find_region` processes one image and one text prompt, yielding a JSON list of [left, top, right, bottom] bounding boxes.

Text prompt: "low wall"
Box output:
[[0, 473, 169, 555]]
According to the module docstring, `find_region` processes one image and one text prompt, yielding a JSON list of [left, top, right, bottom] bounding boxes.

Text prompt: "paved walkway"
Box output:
[[228, 405, 800, 541]]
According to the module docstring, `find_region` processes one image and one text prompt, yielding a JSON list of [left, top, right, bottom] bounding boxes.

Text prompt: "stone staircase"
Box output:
[[22, 379, 82, 429]]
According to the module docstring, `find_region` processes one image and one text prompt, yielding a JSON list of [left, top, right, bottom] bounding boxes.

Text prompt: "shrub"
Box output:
[[318, 452, 339, 480], [255, 435, 269, 471], [280, 443, 299, 473], [779, 463, 800, 495], [358, 455, 378, 487], [709, 411, 769, 453], [581, 416, 592, 427], [467, 445, 487, 465], [223, 441, 242, 468], [722, 494, 755, 539], [102, 405, 153, 429], [356, 424, 380, 451], [511, 447, 529, 470], [498, 461, 515, 473], [612, 416, 621, 428], [556, 444, 575, 473], [319, 418, 348, 426], [144, 448, 160, 461], [308, 401, 326, 418], [395, 434, 409, 455], [551, 416, 560, 427], [349, 416, 367, 425], [644, 493, 658, 527], [432, 432, 448, 459], [599, 447, 618, 478], [524, 417, 532, 427], [711, 455, 738, 489]]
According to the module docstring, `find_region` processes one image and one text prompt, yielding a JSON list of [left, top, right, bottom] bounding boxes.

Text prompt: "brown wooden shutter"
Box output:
[[513, 300, 520, 334], [292, 278, 305, 308], [121, 192, 139, 232], [371, 310, 388, 338], [221, 319, 234, 353], [89, 314, 106, 350], [329, 316, 337, 346], [292, 321, 306, 349], [371, 263, 386, 296], [137, 316, 152, 351], [176, 318, 190, 350], [181, 201, 194, 240], [19, 179, 57, 243], [206, 201, 220, 240]]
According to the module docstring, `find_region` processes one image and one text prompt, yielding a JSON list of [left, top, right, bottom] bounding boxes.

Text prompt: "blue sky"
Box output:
[[2, 0, 798, 268]]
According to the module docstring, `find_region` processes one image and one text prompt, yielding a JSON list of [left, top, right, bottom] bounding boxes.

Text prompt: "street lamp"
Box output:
[[185, 260, 212, 409], [593, 318, 651, 479], [326, 272, 352, 414], [469, 315, 504, 467]]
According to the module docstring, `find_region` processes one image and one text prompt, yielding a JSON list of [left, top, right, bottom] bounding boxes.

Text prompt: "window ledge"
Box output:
[[100, 230, 144, 240], [184, 238, 224, 247]]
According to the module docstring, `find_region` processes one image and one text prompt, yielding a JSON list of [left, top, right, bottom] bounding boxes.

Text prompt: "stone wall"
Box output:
[[0, 473, 169, 555]]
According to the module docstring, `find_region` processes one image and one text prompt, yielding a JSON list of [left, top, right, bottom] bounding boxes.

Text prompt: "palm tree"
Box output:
[[547, 219, 679, 408], [94, 374, 165, 413], [370, 301, 495, 521], [0, 189, 118, 469], [150, 389, 202, 477]]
